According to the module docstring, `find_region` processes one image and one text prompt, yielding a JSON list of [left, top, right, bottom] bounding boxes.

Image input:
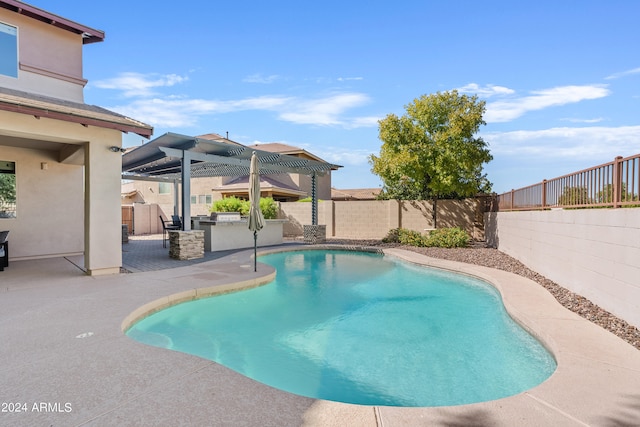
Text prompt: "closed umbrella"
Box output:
[[248, 151, 265, 271]]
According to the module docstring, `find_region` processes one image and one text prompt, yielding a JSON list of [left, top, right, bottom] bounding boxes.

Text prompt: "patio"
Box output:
[[1, 239, 639, 426]]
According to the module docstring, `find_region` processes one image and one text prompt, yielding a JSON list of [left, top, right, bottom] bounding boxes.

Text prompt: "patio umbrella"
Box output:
[[248, 151, 265, 271]]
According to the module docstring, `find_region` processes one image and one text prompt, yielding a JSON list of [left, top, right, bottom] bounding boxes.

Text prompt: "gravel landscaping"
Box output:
[[326, 238, 640, 352]]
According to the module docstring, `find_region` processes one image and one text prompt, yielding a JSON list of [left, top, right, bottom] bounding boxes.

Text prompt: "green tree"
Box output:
[[557, 186, 590, 206], [596, 183, 639, 204], [0, 173, 16, 207], [369, 90, 492, 226]]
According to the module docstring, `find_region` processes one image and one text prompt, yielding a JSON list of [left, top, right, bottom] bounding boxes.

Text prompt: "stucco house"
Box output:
[[121, 133, 335, 220], [0, 1, 152, 275]]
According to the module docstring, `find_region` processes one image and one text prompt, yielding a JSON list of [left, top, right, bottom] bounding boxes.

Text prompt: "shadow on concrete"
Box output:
[[597, 394, 640, 427], [435, 408, 499, 427]]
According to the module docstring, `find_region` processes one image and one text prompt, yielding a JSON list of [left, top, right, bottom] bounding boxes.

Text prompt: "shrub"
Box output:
[[398, 229, 427, 247], [211, 196, 278, 219], [382, 227, 470, 248], [297, 197, 324, 202], [382, 228, 401, 243], [211, 196, 247, 214], [382, 228, 427, 246], [259, 197, 278, 219], [425, 227, 470, 248]]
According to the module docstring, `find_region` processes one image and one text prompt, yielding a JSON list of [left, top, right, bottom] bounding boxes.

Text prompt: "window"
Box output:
[[0, 22, 18, 78], [191, 195, 213, 205], [158, 182, 171, 194], [198, 195, 213, 204], [0, 161, 16, 218]]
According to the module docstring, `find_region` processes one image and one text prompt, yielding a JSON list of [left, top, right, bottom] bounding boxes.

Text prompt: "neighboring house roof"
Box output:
[[248, 142, 335, 167], [331, 187, 381, 201], [197, 133, 245, 147], [214, 175, 308, 197], [0, 87, 153, 138], [0, 0, 104, 44]]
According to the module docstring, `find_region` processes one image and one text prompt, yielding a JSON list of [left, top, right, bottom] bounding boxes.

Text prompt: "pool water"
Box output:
[[126, 250, 556, 407]]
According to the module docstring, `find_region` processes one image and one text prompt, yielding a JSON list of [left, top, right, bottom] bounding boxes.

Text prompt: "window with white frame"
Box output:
[[0, 22, 18, 78]]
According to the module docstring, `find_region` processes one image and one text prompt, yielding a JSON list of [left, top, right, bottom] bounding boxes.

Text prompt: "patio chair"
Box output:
[[171, 215, 183, 228], [160, 216, 180, 248], [0, 230, 8, 271]]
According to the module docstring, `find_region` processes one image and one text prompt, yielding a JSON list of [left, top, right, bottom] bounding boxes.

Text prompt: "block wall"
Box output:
[[485, 209, 640, 329]]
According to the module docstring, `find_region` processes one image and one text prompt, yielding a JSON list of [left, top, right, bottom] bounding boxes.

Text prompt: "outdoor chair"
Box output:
[[0, 230, 8, 271], [171, 215, 183, 228], [160, 216, 180, 248]]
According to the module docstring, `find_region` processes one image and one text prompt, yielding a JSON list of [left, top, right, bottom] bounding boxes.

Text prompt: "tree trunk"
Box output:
[[432, 197, 438, 229]]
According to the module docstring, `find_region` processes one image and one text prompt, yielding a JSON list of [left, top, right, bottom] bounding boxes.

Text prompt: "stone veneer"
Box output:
[[168, 230, 204, 260], [121, 224, 129, 243], [303, 225, 326, 244]]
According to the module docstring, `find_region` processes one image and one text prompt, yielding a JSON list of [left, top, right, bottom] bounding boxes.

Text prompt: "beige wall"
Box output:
[[122, 172, 333, 219], [485, 209, 640, 329], [1, 110, 124, 275], [0, 145, 84, 258], [0, 8, 86, 101], [279, 199, 483, 240]]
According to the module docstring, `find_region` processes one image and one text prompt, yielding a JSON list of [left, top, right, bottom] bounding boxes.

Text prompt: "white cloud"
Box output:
[[337, 77, 364, 82], [605, 67, 640, 80], [92, 72, 187, 98], [97, 72, 376, 129], [111, 95, 292, 128], [108, 91, 375, 129], [278, 93, 371, 126], [485, 84, 610, 123], [457, 83, 515, 97], [484, 125, 640, 159], [242, 73, 281, 84], [347, 116, 381, 129], [312, 147, 373, 166], [560, 117, 605, 124]]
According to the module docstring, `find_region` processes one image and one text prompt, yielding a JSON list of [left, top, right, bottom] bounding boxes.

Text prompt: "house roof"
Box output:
[[0, 87, 153, 138], [0, 0, 104, 44], [331, 187, 381, 200], [248, 142, 330, 164], [214, 175, 308, 197], [121, 132, 342, 182]]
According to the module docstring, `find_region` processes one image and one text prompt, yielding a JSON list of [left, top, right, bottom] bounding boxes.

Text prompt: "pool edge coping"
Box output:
[[119, 244, 640, 426]]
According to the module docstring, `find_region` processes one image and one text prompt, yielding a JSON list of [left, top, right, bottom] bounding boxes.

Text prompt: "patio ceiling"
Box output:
[[121, 132, 341, 182]]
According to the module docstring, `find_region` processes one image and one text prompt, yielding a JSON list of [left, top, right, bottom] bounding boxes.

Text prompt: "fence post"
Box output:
[[510, 189, 514, 211], [542, 179, 547, 209], [613, 156, 623, 208]]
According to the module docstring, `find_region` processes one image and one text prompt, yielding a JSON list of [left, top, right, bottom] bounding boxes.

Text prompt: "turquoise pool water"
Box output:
[[126, 250, 556, 407]]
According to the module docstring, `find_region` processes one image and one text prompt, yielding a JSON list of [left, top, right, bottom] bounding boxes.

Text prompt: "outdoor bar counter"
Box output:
[[193, 214, 287, 252]]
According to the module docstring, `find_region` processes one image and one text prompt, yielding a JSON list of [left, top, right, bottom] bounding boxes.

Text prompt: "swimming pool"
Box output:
[[126, 249, 556, 407]]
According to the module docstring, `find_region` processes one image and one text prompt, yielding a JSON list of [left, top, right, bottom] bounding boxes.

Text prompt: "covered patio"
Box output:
[[121, 132, 341, 232]]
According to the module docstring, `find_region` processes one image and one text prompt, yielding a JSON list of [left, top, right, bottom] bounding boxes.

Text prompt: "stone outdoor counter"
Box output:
[[194, 219, 287, 252]]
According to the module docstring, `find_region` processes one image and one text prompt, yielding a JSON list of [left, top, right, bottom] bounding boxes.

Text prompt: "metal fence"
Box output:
[[497, 154, 640, 211]]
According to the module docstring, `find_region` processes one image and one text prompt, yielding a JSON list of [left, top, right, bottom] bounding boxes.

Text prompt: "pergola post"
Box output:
[[173, 179, 180, 217], [311, 172, 318, 226], [180, 150, 191, 231]]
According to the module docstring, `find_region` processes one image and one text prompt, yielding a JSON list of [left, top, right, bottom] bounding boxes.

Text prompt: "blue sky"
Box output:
[[36, 0, 640, 193]]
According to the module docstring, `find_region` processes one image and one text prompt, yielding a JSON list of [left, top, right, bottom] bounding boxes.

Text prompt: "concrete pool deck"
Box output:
[[1, 242, 639, 426]]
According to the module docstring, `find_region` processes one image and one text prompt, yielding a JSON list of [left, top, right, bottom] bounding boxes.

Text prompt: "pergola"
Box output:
[[121, 132, 341, 230]]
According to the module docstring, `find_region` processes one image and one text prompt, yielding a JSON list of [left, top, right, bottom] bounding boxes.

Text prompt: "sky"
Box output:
[[34, 0, 640, 193]]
